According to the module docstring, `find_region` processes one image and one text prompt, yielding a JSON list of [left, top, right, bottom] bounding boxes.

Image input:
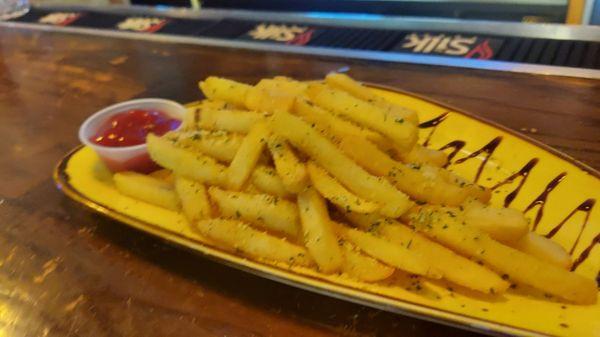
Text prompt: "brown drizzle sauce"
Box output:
[[417, 112, 598, 277], [452, 136, 502, 183], [491, 158, 539, 208], [524, 173, 567, 231], [439, 141, 466, 167], [571, 232, 600, 273], [418, 112, 449, 147], [545, 199, 595, 255]]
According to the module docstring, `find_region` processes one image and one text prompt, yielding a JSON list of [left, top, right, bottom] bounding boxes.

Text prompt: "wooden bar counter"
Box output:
[[0, 26, 598, 336]]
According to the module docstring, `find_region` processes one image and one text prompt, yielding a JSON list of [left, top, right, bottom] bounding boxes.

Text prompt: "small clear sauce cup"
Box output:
[[78, 98, 185, 173]]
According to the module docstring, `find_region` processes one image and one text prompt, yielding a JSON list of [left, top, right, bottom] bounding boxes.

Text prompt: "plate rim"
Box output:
[[54, 84, 600, 337]]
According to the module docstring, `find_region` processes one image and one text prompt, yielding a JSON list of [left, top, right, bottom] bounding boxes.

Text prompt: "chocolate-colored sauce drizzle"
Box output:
[[571, 232, 600, 273], [439, 141, 466, 167], [453, 136, 502, 183], [418, 111, 599, 275], [546, 199, 595, 254], [491, 158, 539, 208], [524, 173, 567, 231], [418, 112, 449, 147]]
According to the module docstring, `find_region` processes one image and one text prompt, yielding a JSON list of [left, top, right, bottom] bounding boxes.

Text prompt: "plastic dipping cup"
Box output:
[[78, 98, 186, 173]]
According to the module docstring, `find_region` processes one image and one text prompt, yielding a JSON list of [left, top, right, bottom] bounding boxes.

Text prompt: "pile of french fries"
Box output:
[[113, 74, 597, 304]]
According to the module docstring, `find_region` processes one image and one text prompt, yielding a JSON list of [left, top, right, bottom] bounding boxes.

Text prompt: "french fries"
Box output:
[[166, 130, 243, 163], [307, 163, 380, 214], [293, 97, 384, 145], [340, 240, 395, 282], [510, 232, 572, 269], [114, 172, 180, 211], [195, 219, 312, 266], [398, 145, 448, 167], [250, 165, 293, 198], [267, 136, 309, 193], [226, 122, 270, 190], [175, 177, 212, 221], [306, 83, 418, 152], [199, 76, 251, 107], [336, 134, 471, 206], [147, 134, 227, 186], [379, 221, 509, 294], [106, 74, 596, 305], [297, 188, 344, 273], [198, 109, 265, 133], [340, 209, 508, 292], [408, 206, 597, 304], [181, 100, 230, 129], [463, 202, 529, 244], [270, 110, 412, 217], [209, 187, 300, 238], [339, 206, 385, 230], [246, 78, 307, 113], [334, 222, 441, 278], [325, 73, 418, 124]]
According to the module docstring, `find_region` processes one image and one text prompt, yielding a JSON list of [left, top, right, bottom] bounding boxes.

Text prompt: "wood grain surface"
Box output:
[[0, 26, 599, 337]]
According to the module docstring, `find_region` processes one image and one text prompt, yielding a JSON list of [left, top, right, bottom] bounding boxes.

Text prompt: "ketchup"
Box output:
[[91, 109, 181, 147]]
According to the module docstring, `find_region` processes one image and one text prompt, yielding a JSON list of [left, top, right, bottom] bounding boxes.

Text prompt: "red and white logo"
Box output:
[[248, 23, 313, 45], [465, 39, 494, 60], [116, 17, 169, 33], [287, 29, 315, 46], [38, 12, 82, 26], [400, 33, 499, 59]]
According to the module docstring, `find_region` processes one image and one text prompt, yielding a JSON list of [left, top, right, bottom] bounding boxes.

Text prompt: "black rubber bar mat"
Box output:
[[8, 7, 600, 69]]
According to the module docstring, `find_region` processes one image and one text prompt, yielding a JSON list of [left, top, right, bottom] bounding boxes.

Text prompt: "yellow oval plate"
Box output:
[[54, 85, 600, 337]]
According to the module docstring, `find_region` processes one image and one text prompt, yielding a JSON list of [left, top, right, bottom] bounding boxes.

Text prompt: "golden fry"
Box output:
[[379, 221, 509, 294], [270, 111, 412, 217], [245, 78, 307, 113], [463, 202, 529, 244], [250, 165, 293, 198], [297, 188, 344, 273], [147, 134, 227, 186], [293, 97, 384, 145], [398, 145, 448, 168], [182, 100, 230, 130], [226, 122, 270, 190], [268, 136, 309, 193], [175, 177, 212, 221], [510, 232, 572, 269], [306, 83, 418, 152], [325, 73, 418, 124], [114, 172, 180, 211], [209, 187, 300, 238], [196, 218, 312, 266], [334, 222, 441, 278], [307, 163, 380, 214], [336, 134, 471, 206], [338, 206, 384, 230], [166, 130, 243, 163], [340, 240, 394, 282], [198, 109, 265, 133], [199, 77, 251, 107], [408, 206, 597, 304]]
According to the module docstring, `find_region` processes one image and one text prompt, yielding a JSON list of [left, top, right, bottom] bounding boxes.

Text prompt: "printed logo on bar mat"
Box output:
[[38, 12, 82, 26], [396, 33, 503, 60], [241, 23, 319, 46], [116, 17, 169, 33]]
